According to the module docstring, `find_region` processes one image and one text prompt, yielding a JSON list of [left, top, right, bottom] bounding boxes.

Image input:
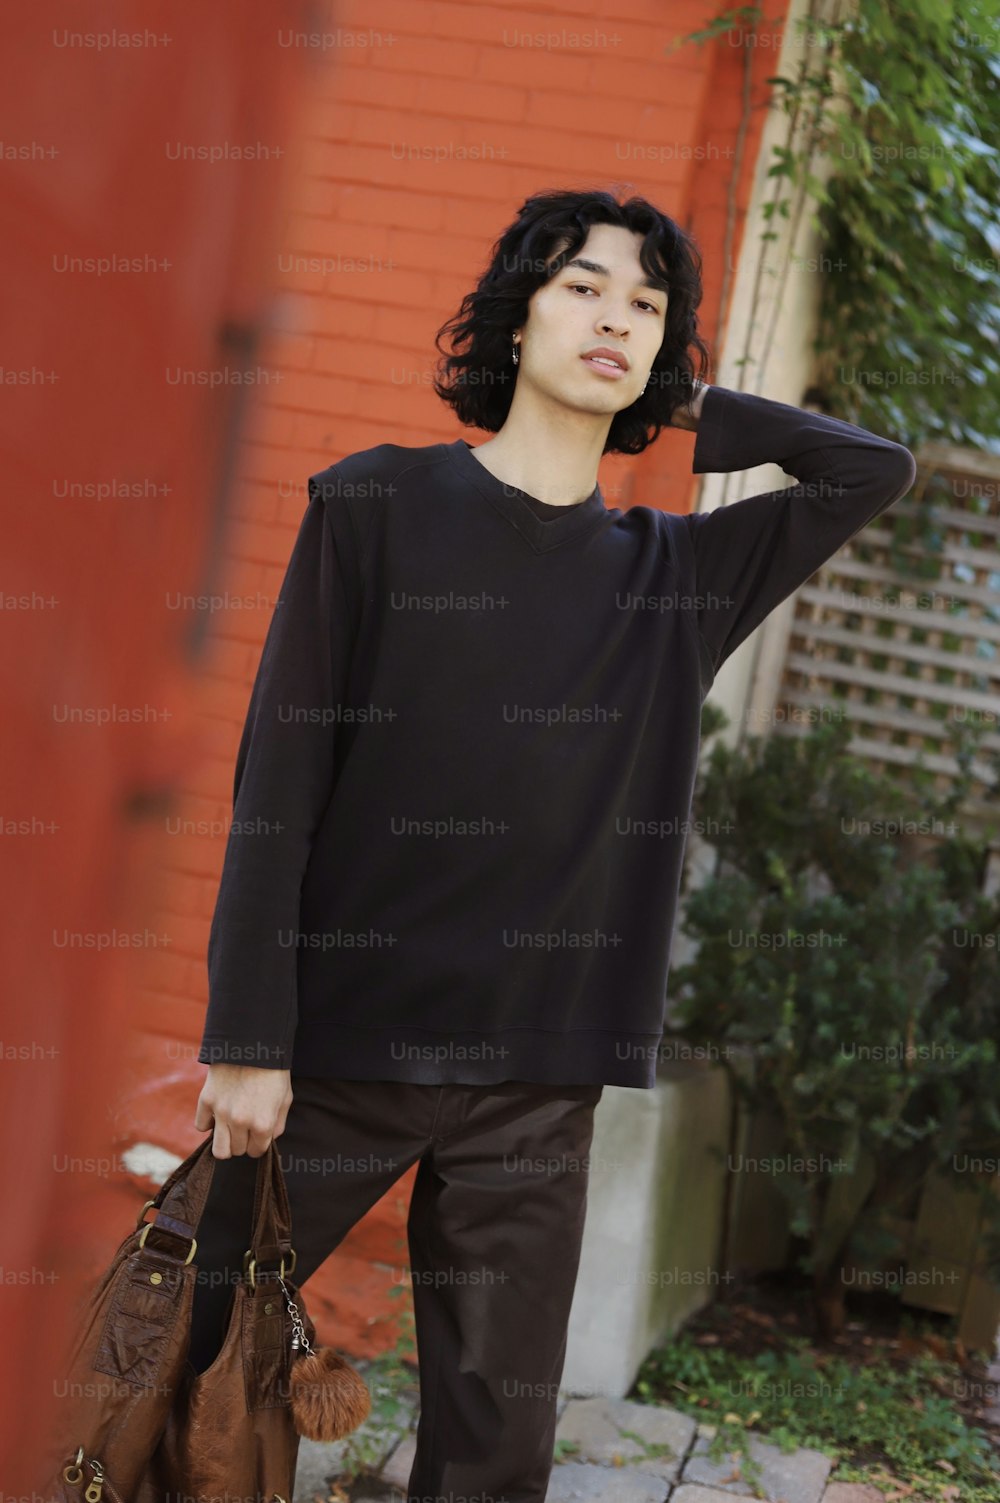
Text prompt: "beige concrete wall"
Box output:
[[563, 1064, 732, 1398]]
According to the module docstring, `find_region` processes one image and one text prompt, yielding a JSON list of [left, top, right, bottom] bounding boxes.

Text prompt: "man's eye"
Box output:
[[569, 283, 662, 314]]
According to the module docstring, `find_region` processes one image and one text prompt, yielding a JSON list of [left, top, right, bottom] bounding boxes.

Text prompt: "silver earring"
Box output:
[[512, 338, 519, 366]]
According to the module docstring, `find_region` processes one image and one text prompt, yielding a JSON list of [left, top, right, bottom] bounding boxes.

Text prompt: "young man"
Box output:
[[190, 190, 916, 1497]]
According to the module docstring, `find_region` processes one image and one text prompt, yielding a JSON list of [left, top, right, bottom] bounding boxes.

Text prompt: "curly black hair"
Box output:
[[432, 186, 711, 456]]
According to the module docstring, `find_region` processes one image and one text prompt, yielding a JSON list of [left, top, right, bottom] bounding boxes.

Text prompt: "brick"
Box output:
[[437, 196, 508, 243], [192, 715, 243, 763], [346, 414, 451, 452], [302, 102, 356, 150], [429, 1, 543, 46], [273, 258, 327, 295], [308, 257, 423, 302], [311, 264, 435, 309], [377, 147, 518, 200], [639, 101, 735, 144], [290, 174, 336, 218], [475, 43, 591, 91], [607, 0, 706, 18], [216, 515, 293, 567], [471, 119, 687, 183], [304, 139, 385, 200], [260, 330, 315, 373], [305, 334, 392, 385], [360, 377, 444, 433], [497, 14, 673, 60], [312, 338, 409, 390], [284, 292, 383, 341], [338, 0, 436, 34], [196, 633, 256, 683], [504, 0, 602, 17], [382, 225, 479, 276], [287, 213, 393, 261], [239, 443, 310, 492], [414, 74, 529, 124], [267, 365, 361, 418], [335, 184, 448, 232], [525, 89, 650, 135], [581, 52, 710, 100], [287, 415, 348, 461], [327, 58, 426, 104], [372, 305, 442, 353], [436, 1, 680, 51], [371, 35, 481, 81], [347, 103, 507, 159]]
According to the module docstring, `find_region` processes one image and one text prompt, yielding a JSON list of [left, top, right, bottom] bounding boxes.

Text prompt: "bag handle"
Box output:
[[136, 1134, 292, 1275], [245, 1138, 294, 1278]]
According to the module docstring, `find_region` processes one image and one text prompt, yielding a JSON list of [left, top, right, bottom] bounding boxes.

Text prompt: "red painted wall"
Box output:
[[2, 1, 308, 1487]]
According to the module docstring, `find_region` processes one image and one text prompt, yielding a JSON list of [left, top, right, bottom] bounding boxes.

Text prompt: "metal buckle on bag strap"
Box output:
[[242, 1245, 296, 1288], [135, 1202, 197, 1264]]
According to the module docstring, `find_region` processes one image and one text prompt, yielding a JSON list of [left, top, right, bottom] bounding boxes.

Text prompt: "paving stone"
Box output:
[[553, 1396, 696, 1481], [680, 1429, 832, 1503], [544, 1459, 671, 1502], [293, 1438, 343, 1503], [377, 1431, 417, 1488], [673, 1490, 773, 1503], [820, 1486, 888, 1503]]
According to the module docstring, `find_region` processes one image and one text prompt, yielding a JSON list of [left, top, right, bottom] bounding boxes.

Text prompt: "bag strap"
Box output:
[[137, 1136, 292, 1273], [138, 1135, 216, 1252], [246, 1141, 293, 1273]]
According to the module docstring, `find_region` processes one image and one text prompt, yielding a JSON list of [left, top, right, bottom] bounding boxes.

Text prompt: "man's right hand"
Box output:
[[194, 1064, 293, 1159]]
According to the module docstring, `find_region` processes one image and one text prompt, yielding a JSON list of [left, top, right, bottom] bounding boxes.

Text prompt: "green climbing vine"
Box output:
[[681, 0, 1000, 450]]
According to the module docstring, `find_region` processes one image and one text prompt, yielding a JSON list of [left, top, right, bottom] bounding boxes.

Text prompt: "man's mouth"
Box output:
[[581, 354, 628, 379]]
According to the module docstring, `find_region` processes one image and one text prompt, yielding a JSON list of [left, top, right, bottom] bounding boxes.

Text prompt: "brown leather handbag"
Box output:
[[41, 1134, 370, 1502]]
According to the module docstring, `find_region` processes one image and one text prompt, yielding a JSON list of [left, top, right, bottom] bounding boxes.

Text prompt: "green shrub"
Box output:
[[670, 709, 1000, 1334]]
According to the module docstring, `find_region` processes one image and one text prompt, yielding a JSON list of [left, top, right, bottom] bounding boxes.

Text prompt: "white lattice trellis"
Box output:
[[771, 441, 1000, 836]]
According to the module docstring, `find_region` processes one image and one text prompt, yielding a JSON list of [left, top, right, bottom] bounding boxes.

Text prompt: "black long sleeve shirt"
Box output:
[[197, 385, 917, 1087]]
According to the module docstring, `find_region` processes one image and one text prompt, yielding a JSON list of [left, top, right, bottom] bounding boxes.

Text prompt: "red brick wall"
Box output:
[[137, 0, 787, 1357]]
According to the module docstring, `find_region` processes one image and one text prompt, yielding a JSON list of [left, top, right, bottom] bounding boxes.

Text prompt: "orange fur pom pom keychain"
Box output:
[[275, 1272, 372, 1442]]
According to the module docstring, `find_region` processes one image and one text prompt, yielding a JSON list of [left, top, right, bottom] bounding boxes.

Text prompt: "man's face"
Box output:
[[515, 222, 668, 417]]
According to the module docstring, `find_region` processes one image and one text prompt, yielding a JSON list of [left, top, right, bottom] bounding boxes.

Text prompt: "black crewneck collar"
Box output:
[[444, 438, 610, 553]]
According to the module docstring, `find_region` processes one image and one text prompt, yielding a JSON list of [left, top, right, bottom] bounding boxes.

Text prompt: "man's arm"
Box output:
[[197, 472, 357, 1075], [679, 385, 917, 675]]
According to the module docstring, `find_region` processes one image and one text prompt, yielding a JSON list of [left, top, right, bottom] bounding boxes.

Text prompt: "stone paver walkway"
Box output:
[[290, 1369, 884, 1503]]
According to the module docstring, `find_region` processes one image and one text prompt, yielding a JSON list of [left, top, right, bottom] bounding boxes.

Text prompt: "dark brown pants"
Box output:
[[189, 1075, 604, 1503]]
